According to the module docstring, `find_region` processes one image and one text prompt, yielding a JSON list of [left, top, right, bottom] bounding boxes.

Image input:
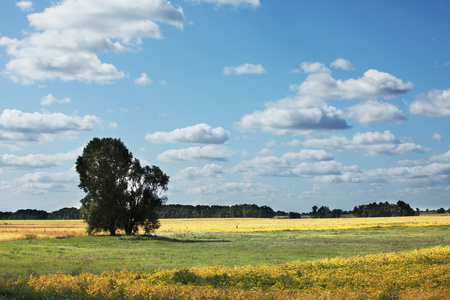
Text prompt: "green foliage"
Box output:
[[353, 201, 416, 217], [23, 234, 37, 240], [76, 137, 169, 235], [287, 212, 301, 219], [310, 206, 342, 218], [159, 204, 276, 218], [204, 273, 230, 288], [0, 208, 81, 220], [49, 207, 81, 220], [171, 269, 201, 285]]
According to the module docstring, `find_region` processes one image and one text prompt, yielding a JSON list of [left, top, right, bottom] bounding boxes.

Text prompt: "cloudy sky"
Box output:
[[1, 0, 449, 213]]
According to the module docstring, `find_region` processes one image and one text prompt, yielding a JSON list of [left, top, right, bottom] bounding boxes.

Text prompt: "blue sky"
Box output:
[[0, 0, 449, 213]]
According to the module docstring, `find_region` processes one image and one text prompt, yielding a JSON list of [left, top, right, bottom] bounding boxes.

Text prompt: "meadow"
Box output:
[[0, 215, 449, 299]]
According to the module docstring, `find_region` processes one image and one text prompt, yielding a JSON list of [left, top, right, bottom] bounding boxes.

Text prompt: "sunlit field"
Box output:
[[0, 220, 86, 241], [1, 215, 449, 299], [3, 246, 449, 299], [1, 214, 449, 241], [157, 214, 450, 233]]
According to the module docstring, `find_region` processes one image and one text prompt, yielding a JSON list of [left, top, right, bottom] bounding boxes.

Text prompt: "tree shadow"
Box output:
[[118, 234, 230, 243]]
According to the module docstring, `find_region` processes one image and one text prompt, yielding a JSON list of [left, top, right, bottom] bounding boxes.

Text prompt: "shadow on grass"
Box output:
[[118, 234, 230, 243]]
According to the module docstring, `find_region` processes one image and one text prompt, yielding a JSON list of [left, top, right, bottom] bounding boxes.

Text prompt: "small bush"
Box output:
[[205, 273, 229, 288], [171, 269, 201, 285], [24, 234, 37, 240]]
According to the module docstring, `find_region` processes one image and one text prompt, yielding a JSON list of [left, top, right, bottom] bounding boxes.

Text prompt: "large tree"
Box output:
[[76, 137, 169, 235]]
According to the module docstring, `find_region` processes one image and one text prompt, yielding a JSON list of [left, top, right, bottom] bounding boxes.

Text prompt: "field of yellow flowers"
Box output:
[[7, 245, 448, 299]]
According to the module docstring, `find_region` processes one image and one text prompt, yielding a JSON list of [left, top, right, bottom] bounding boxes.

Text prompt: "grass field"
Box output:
[[0, 215, 449, 299]]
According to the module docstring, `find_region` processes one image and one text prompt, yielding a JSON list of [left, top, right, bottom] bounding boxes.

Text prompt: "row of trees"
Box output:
[[310, 206, 344, 218], [159, 204, 276, 218], [0, 205, 288, 220], [352, 201, 418, 217], [0, 207, 81, 220]]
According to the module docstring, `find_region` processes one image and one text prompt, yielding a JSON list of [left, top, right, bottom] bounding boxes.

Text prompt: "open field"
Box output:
[[1, 214, 449, 241], [0, 215, 449, 299]]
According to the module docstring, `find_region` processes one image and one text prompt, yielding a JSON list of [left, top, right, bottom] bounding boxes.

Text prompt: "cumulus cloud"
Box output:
[[431, 133, 443, 141], [189, 0, 260, 8], [223, 63, 266, 76], [146, 123, 230, 144], [188, 182, 273, 195], [293, 62, 413, 99], [157, 145, 233, 161], [283, 149, 334, 161], [330, 58, 353, 70], [0, 109, 100, 144], [41, 94, 71, 106], [175, 164, 224, 180], [0, 0, 185, 84], [16, 1, 33, 11], [233, 149, 335, 177], [235, 96, 350, 135], [347, 100, 407, 125], [409, 89, 450, 117], [302, 130, 430, 156], [15, 168, 78, 195], [0, 148, 81, 169], [237, 60, 415, 136], [134, 73, 153, 86]]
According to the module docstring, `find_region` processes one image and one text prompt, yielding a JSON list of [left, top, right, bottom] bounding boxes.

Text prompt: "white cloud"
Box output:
[[157, 145, 233, 161], [146, 123, 230, 144], [188, 182, 273, 195], [0, 0, 185, 84], [15, 168, 78, 195], [294, 62, 413, 99], [235, 96, 350, 135], [283, 149, 334, 161], [233, 149, 335, 177], [0, 148, 81, 169], [41, 93, 71, 106], [347, 100, 407, 125], [190, 0, 260, 8], [409, 89, 450, 117], [302, 130, 430, 156], [223, 63, 266, 76], [431, 133, 443, 141], [0, 109, 100, 144], [16, 1, 33, 12], [134, 73, 153, 86], [330, 58, 353, 70], [175, 164, 224, 180]]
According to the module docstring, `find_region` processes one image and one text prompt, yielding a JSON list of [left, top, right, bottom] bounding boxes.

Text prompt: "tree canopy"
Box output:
[[353, 201, 417, 217], [76, 137, 169, 235]]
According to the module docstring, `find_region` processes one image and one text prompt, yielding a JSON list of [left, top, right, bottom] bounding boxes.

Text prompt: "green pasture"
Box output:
[[0, 225, 448, 279]]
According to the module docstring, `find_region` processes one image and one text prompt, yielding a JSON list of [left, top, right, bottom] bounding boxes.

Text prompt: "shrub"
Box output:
[[171, 269, 201, 285]]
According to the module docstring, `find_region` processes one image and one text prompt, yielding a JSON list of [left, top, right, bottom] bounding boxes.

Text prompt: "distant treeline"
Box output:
[[158, 204, 279, 218], [0, 207, 81, 220], [352, 201, 418, 217], [1, 201, 443, 220]]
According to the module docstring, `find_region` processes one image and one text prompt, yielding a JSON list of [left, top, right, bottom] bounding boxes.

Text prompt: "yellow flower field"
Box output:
[[1, 214, 449, 241], [0, 214, 450, 241], [12, 245, 449, 299], [157, 214, 450, 233]]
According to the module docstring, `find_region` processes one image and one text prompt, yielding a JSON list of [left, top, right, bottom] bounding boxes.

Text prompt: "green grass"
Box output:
[[0, 225, 448, 279]]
